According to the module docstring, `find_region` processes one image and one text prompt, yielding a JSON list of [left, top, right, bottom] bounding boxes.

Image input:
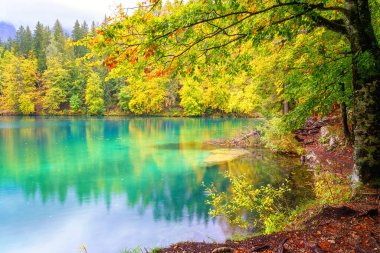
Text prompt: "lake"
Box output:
[[0, 117, 307, 253]]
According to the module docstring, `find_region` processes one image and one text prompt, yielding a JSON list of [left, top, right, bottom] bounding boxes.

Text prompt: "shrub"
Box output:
[[207, 172, 291, 233], [314, 171, 352, 204], [70, 94, 83, 112], [261, 117, 302, 155]]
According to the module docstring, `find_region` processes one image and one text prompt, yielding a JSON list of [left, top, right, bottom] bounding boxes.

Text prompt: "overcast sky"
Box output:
[[1, 0, 141, 30]]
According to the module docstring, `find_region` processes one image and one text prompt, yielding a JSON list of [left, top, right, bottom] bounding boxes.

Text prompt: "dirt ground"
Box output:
[[157, 198, 379, 253]]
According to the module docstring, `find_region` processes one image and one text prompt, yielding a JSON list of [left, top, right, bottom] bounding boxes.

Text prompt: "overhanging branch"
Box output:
[[309, 14, 348, 35]]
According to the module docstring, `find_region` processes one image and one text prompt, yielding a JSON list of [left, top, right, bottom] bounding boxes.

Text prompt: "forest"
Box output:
[[1, 1, 376, 120]]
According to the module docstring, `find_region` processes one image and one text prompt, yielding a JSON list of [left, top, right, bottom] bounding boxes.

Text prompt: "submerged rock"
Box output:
[[204, 149, 250, 165]]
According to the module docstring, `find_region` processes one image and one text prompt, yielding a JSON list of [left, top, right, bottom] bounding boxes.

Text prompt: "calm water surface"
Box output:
[[0, 117, 306, 253]]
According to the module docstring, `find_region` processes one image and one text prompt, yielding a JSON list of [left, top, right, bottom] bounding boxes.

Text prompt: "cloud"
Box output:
[[1, 0, 140, 30]]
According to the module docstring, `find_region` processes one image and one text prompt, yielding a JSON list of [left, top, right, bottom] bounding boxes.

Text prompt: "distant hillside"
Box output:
[[0, 22, 16, 41]]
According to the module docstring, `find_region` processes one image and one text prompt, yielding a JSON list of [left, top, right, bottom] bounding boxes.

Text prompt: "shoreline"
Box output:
[[151, 116, 380, 253], [155, 199, 379, 253], [0, 114, 261, 119]]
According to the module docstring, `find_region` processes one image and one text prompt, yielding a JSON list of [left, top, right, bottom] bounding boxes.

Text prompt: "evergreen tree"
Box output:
[[72, 20, 88, 57], [14, 26, 25, 56], [72, 20, 82, 41], [81, 21, 89, 36], [53, 20, 66, 55], [33, 22, 49, 72], [24, 26, 33, 56], [14, 25, 33, 57], [90, 21, 97, 36]]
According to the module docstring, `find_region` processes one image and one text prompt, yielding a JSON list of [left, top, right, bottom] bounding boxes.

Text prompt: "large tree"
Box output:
[[33, 22, 50, 72], [90, 0, 379, 186]]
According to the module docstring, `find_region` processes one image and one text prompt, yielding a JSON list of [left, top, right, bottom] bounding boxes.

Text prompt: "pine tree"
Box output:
[[14, 26, 25, 56], [24, 26, 33, 56], [72, 20, 88, 57], [90, 21, 97, 36], [53, 20, 66, 55], [72, 20, 81, 41], [33, 22, 49, 72], [81, 21, 89, 36], [14, 26, 33, 57]]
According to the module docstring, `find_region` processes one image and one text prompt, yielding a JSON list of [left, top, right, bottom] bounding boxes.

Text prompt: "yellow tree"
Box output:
[[42, 57, 70, 114], [0, 50, 38, 115], [85, 72, 105, 115]]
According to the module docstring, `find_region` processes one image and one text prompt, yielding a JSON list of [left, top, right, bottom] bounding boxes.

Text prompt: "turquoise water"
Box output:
[[0, 117, 303, 253]]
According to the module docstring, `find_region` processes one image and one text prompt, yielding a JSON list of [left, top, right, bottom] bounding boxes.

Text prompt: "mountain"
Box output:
[[0, 22, 16, 41]]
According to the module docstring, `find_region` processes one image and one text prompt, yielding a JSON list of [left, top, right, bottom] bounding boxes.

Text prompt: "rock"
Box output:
[[306, 117, 318, 126], [320, 125, 344, 149], [211, 247, 233, 253], [320, 126, 330, 141], [305, 152, 318, 163], [234, 248, 251, 253], [329, 137, 337, 148], [305, 139, 315, 145], [303, 151, 320, 168], [309, 128, 320, 134], [204, 149, 250, 165], [251, 245, 270, 252]]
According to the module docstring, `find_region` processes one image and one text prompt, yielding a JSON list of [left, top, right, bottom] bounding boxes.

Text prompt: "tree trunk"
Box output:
[[283, 83, 289, 115], [339, 83, 351, 140], [283, 100, 289, 115], [352, 72, 380, 187], [346, 0, 380, 187]]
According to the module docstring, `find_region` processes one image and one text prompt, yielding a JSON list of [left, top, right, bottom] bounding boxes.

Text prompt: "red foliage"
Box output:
[[103, 55, 118, 70], [146, 67, 174, 80]]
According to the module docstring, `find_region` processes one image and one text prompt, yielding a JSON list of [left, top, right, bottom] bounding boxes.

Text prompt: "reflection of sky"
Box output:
[[0, 189, 229, 253]]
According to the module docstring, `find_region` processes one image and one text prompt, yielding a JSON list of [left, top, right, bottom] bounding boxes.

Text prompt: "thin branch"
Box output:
[[148, 0, 162, 12], [201, 35, 247, 52], [123, 4, 155, 12], [154, 10, 252, 40], [206, 21, 246, 37], [153, 1, 315, 41]]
